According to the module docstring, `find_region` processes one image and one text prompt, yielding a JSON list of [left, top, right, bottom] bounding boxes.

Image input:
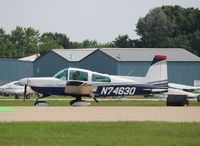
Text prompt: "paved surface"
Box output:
[[0, 106, 200, 122]]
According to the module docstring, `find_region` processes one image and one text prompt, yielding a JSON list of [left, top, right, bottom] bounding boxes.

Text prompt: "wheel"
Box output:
[[70, 99, 90, 107], [34, 101, 50, 106], [166, 95, 188, 106], [15, 95, 20, 99], [186, 99, 189, 106], [26, 94, 31, 99]]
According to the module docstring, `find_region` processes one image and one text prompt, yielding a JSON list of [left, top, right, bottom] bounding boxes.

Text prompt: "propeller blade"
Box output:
[[24, 85, 27, 102]]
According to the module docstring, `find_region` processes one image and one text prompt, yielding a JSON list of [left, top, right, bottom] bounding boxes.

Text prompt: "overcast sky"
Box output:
[[0, 0, 200, 43]]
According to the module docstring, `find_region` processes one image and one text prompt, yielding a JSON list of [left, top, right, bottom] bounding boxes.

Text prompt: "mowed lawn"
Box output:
[[0, 99, 200, 106], [0, 96, 200, 106], [0, 122, 199, 146], [0, 99, 167, 106]]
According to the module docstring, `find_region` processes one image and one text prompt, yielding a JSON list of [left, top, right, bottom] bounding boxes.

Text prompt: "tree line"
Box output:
[[136, 5, 200, 56], [0, 5, 200, 59], [0, 27, 113, 58]]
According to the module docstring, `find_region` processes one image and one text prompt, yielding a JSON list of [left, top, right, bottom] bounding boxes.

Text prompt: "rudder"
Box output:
[[145, 55, 168, 86]]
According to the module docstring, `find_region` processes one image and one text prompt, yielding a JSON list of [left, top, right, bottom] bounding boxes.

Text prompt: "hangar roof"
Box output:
[[52, 48, 200, 62], [52, 49, 97, 61], [100, 48, 200, 61]]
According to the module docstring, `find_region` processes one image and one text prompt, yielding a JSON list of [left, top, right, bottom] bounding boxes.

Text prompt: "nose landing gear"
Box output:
[[34, 95, 50, 106]]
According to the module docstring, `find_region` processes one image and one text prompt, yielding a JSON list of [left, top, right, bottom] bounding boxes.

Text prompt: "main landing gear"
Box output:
[[34, 95, 91, 107], [70, 96, 91, 106], [33, 95, 98, 107]]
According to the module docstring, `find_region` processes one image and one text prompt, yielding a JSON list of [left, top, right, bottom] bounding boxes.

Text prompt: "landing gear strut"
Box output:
[[70, 96, 90, 106], [34, 95, 50, 106]]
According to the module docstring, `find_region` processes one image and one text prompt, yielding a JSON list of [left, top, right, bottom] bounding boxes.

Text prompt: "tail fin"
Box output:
[[145, 55, 168, 86]]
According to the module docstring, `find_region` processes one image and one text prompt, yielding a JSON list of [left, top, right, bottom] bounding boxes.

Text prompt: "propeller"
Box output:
[[23, 62, 29, 102], [23, 85, 27, 102]]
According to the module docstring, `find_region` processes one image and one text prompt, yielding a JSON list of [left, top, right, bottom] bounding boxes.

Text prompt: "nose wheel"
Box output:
[[34, 101, 50, 106], [34, 95, 50, 106]]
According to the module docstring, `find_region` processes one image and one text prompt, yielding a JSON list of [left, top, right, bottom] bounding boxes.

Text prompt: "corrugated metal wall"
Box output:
[[33, 51, 79, 77], [80, 50, 118, 74], [33, 51, 200, 85], [1, 51, 200, 86], [117, 61, 200, 85], [168, 62, 200, 85], [117, 62, 150, 77], [33, 50, 118, 77], [0, 58, 33, 85]]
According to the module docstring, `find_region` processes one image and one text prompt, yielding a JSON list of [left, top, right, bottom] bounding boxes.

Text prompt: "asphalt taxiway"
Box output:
[[0, 106, 200, 122]]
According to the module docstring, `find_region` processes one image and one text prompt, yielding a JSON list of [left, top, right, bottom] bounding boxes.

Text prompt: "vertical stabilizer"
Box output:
[[145, 55, 168, 86]]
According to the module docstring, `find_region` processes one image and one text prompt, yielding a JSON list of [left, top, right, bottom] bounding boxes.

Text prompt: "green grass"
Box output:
[[0, 99, 166, 106], [0, 122, 199, 146], [0, 96, 200, 106]]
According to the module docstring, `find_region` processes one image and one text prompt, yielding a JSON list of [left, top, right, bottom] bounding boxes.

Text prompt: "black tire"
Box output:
[[34, 101, 50, 106], [70, 100, 90, 106], [15, 95, 20, 99], [166, 95, 188, 106], [26, 94, 31, 99]]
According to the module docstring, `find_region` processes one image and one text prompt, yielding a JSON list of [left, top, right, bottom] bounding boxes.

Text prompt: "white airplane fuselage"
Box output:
[[20, 68, 142, 96], [19, 55, 168, 98]]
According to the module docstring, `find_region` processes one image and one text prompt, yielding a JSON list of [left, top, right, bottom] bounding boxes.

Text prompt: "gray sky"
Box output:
[[0, 0, 200, 43]]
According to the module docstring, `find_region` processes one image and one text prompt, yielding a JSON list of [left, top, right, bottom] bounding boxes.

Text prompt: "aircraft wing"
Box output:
[[169, 83, 200, 90], [154, 88, 200, 99], [65, 81, 168, 97]]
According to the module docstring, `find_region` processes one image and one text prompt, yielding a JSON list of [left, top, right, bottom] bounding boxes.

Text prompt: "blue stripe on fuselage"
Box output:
[[31, 86, 66, 96]]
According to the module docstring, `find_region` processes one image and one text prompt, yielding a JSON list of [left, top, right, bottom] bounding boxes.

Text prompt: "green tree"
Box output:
[[39, 36, 63, 55], [112, 34, 134, 48], [81, 39, 98, 48], [69, 41, 83, 48], [189, 31, 200, 56], [24, 27, 40, 55], [167, 35, 190, 49], [136, 6, 200, 56], [162, 6, 200, 36], [10, 26, 26, 58], [41, 32, 70, 48], [69, 39, 113, 48], [0, 28, 8, 57], [136, 8, 175, 47], [161, 6, 200, 55], [10, 26, 40, 58]]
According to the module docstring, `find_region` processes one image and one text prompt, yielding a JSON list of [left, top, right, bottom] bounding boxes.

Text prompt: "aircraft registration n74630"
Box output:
[[99, 86, 136, 96], [94, 83, 167, 97]]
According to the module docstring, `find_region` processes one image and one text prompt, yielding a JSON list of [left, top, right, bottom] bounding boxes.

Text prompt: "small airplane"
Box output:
[[19, 54, 168, 106], [169, 83, 200, 91], [169, 83, 200, 98], [0, 81, 34, 99], [153, 83, 200, 99]]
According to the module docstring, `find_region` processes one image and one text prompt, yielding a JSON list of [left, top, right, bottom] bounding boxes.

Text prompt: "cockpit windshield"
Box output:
[[14, 81, 24, 86], [53, 69, 68, 80]]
